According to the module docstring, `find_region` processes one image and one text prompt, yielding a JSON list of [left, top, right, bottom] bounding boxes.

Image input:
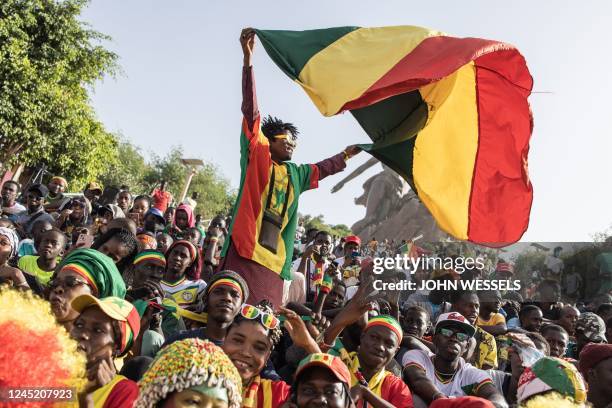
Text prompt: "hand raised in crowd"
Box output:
[[0, 265, 29, 289], [240, 27, 256, 66], [279, 306, 321, 354]]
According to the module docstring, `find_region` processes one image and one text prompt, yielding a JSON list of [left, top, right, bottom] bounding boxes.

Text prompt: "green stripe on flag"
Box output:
[[255, 27, 359, 80]]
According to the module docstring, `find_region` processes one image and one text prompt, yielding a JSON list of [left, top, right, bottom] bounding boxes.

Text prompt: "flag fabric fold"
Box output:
[[255, 25, 534, 245]]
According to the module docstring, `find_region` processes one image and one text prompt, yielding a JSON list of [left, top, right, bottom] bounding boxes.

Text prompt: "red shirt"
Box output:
[[152, 189, 172, 212]]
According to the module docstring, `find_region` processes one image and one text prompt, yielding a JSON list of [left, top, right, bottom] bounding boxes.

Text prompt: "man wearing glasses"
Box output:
[[220, 28, 361, 308], [403, 312, 508, 408], [15, 184, 54, 237]]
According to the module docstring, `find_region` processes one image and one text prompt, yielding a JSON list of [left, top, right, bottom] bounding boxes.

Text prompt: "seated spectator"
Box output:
[[135, 338, 242, 408], [160, 240, 206, 310], [70, 294, 140, 407], [0, 180, 25, 218], [574, 312, 607, 357], [540, 324, 570, 359], [163, 271, 248, 346], [323, 283, 414, 408], [116, 189, 133, 215], [556, 305, 580, 338], [402, 312, 507, 407], [19, 227, 66, 288], [48, 248, 126, 331], [222, 302, 318, 407], [290, 353, 355, 408], [476, 290, 507, 336], [15, 184, 54, 237], [56, 196, 92, 235], [44, 176, 69, 213], [518, 305, 543, 333], [453, 290, 498, 370], [143, 207, 166, 234], [0, 227, 28, 289], [156, 232, 173, 254], [579, 343, 612, 408], [396, 305, 432, 365]]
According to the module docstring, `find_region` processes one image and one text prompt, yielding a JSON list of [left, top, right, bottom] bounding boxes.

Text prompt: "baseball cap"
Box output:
[[435, 312, 476, 338], [71, 294, 141, 356], [517, 357, 587, 403], [84, 182, 103, 194], [27, 183, 49, 198], [145, 207, 165, 224], [575, 312, 606, 343], [344, 235, 361, 246], [295, 353, 351, 385]]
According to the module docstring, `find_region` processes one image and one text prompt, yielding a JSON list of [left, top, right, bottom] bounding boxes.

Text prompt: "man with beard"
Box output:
[[403, 312, 507, 407], [163, 271, 249, 347], [451, 290, 498, 370], [518, 305, 544, 333], [15, 184, 54, 237], [0, 180, 25, 218]]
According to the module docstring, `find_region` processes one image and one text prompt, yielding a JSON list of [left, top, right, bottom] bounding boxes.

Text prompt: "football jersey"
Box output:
[[161, 276, 207, 310]]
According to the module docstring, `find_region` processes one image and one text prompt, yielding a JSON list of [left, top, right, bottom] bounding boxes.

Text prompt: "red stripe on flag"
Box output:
[[467, 50, 533, 245], [340, 36, 513, 113]]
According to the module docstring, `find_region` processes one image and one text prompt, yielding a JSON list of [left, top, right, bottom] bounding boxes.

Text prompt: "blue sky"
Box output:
[[82, 0, 611, 241]]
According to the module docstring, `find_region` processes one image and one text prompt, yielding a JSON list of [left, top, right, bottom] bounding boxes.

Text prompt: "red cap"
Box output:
[[295, 353, 351, 385], [344, 235, 361, 246]]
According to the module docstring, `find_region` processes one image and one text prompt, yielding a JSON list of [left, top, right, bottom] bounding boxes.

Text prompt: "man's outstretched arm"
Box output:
[[315, 145, 362, 181], [240, 28, 259, 132]]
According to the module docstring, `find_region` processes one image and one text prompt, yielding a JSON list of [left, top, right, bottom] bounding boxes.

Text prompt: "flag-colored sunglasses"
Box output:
[[273, 134, 297, 145], [240, 304, 280, 330], [437, 327, 470, 342]]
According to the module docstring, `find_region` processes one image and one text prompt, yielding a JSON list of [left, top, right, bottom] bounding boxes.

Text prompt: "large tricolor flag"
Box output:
[[255, 26, 534, 245]]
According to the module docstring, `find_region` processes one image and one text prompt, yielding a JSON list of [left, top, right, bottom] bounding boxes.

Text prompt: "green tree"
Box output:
[[300, 213, 352, 237], [98, 139, 150, 193], [0, 0, 119, 186]]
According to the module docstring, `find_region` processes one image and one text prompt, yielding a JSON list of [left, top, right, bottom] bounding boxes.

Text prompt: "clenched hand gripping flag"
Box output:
[[255, 26, 533, 245]]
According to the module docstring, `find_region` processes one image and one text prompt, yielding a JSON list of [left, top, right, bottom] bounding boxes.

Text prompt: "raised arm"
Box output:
[[315, 145, 362, 182], [240, 28, 259, 132]]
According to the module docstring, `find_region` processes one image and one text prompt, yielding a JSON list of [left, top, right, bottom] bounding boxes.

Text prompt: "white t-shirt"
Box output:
[[2, 202, 25, 215], [402, 350, 493, 397]]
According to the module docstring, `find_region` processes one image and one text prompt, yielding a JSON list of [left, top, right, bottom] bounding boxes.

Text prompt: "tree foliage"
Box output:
[[300, 213, 352, 237], [99, 143, 235, 220], [0, 0, 119, 186]]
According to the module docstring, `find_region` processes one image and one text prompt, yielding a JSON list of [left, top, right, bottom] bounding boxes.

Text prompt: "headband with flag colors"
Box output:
[[133, 250, 167, 267], [169, 240, 197, 263], [61, 263, 99, 295], [209, 278, 244, 299], [365, 315, 403, 342], [255, 26, 533, 246]]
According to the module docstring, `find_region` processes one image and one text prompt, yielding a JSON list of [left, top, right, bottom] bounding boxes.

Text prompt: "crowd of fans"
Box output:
[[0, 27, 611, 408]]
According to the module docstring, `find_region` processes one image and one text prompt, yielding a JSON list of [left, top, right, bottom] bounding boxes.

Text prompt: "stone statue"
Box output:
[[332, 157, 445, 242]]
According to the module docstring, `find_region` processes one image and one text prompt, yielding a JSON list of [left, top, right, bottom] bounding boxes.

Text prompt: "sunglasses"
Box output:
[[273, 134, 297, 146], [437, 327, 470, 342], [240, 304, 280, 330], [49, 276, 90, 291]]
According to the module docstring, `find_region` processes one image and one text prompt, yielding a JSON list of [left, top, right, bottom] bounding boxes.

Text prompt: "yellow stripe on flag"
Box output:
[[297, 26, 444, 116], [413, 62, 479, 240]]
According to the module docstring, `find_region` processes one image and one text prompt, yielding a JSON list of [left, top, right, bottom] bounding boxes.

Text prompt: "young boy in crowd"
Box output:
[[477, 290, 507, 336], [19, 228, 66, 288]]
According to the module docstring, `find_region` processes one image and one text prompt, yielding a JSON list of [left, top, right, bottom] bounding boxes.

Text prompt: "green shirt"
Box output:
[[18, 255, 57, 286]]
